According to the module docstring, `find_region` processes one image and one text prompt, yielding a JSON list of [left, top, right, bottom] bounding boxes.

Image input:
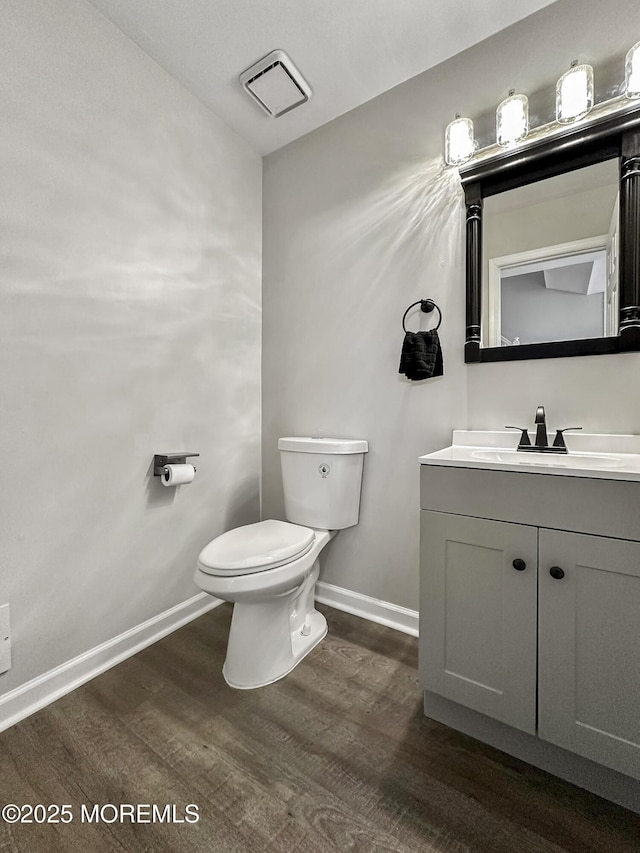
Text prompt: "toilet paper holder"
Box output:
[[153, 452, 199, 476]]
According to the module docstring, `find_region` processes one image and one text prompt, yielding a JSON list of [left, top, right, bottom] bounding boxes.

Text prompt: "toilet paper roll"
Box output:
[[162, 463, 196, 487]]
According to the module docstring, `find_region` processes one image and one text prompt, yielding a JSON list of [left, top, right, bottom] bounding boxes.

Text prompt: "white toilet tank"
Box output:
[[278, 437, 368, 530]]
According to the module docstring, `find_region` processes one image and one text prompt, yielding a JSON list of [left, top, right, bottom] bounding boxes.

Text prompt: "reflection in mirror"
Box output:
[[483, 159, 619, 347]]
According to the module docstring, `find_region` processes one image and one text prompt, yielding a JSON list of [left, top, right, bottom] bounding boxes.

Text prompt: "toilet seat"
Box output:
[[197, 519, 315, 577]]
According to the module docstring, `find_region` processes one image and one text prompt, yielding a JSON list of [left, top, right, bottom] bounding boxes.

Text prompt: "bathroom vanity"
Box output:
[[419, 431, 640, 810]]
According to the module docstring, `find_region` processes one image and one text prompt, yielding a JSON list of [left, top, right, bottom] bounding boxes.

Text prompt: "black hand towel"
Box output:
[[399, 330, 443, 380]]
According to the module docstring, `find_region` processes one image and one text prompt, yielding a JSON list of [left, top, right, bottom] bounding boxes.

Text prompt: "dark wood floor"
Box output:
[[0, 604, 639, 852]]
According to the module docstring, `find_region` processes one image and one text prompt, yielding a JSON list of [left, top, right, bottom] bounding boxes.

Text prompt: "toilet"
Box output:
[[194, 437, 368, 689]]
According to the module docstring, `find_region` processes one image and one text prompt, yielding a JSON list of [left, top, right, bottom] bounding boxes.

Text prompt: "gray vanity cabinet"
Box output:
[[420, 465, 640, 782], [538, 529, 640, 778], [420, 511, 537, 734]]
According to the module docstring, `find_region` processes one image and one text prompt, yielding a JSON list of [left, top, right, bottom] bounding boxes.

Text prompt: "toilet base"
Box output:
[[221, 560, 327, 690], [223, 608, 327, 690]]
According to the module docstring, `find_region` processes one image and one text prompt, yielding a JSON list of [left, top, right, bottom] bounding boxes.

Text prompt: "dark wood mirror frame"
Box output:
[[461, 105, 640, 363]]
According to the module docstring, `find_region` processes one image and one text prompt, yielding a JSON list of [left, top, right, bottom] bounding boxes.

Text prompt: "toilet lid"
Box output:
[[197, 519, 315, 575]]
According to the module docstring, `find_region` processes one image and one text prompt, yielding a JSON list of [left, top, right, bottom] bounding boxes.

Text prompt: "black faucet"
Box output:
[[506, 406, 582, 454], [534, 406, 548, 449]]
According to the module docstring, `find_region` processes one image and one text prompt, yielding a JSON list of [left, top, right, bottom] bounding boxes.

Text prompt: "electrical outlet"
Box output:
[[0, 605, 11, 674]]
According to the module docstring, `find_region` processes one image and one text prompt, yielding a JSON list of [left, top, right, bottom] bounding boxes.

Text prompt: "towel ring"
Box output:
[[402, 299, 442, 333]]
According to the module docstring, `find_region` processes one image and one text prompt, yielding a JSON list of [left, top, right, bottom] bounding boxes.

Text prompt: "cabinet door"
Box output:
[[420, 511, 537, 734], [539, 529, 640, 779]]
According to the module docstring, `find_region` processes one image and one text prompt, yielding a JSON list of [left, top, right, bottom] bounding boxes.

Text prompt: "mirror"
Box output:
[[483, 160, 619, 347], [460, 107, 640, 363]]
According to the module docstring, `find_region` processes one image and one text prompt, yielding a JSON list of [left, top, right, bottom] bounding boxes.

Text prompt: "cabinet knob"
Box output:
[[512, 558, 526, 571], [549, 566, 565, 580]]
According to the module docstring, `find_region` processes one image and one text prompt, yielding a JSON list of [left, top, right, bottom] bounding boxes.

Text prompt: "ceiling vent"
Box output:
[[240, 50, 311, 118]]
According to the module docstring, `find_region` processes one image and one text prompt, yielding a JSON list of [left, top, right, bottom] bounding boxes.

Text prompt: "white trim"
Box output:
[[605, 196, 620, 336], [0, 593, 222, 733], [315, 581, 418, 637]]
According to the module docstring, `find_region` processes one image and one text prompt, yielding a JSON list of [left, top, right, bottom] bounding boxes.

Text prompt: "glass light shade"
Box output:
[[556, 61, 594, 123], [626, 41, 640, 99], [496, 90, 529, 147], [444, 115, 474, 166]]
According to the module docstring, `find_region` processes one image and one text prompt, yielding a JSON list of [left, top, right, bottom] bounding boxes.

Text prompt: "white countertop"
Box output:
[[419, 431, 640, 482]]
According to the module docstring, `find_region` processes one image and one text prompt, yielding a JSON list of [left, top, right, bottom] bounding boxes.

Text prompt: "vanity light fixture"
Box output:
[[556, 60, 594, 123], [626, 41, 640, 99], [444, 114, 475, 166], [441, 41, 640, 167], [496, 89, 529, 147]]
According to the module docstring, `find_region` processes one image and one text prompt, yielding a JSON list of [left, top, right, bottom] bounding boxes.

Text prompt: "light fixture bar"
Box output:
[[461, 94, 640, 171]]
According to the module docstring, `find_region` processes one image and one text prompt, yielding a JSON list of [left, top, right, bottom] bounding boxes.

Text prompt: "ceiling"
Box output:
[[87, 0, 558, 155]]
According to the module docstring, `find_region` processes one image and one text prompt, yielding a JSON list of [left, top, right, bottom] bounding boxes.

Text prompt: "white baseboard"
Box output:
[[0, 592, 222, 733], [315, 581, 418, 637], [0, 584, 414, 733]]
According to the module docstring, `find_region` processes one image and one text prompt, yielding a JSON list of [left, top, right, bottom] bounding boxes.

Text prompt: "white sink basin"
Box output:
[[470, 449, 626, 469], [420, 431, 640, 481]]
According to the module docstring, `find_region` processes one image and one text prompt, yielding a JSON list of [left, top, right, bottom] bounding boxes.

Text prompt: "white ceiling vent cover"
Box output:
[[240, 50, 311, 118]]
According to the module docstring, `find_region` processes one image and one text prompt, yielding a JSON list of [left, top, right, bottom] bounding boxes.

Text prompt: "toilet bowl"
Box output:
[[194, 437, 368, 689], [195, 520, 334, 688]]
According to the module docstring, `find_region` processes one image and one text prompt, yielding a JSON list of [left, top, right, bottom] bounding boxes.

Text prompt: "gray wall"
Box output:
[[262, 0, 640, 611], [0, 0, 262, 693]]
